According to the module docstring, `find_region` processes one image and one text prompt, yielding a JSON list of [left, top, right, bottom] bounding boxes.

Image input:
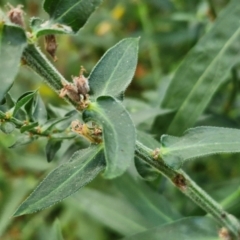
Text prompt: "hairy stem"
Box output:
[[22, 44, 78, 108], [23, 43, 240, 238], [135, 141, 240, 239]]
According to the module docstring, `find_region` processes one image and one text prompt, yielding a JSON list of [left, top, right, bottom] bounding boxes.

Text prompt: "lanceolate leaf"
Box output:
[[162, 0, 240, 135], [83, 96, 136, 179], [89, 38, 139, 100], [9, 134, 35, 148], [71, 188, 147, 236], [33, 0, 102, 36], [122, 217, 219, 240], [14, 145, 105, 216], [160, 127, 240, 169], [12, 91, 37, 116], [45, 139, 62, 162], [32, 94, 48, 125], [41, 116, 70, 133], [49, 220, 65, 240], [0, 23, 26, 102], [20, 122, 38, 133]]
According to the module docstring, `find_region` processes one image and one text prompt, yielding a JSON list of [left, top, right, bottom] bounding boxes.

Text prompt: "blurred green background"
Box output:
[[2, 0, 240, 239]]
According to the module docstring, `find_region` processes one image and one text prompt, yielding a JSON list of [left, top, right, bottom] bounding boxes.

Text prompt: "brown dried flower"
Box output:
[[7, 4, 25, 27], [72, 66, 90, 98], [45, 35, 58, 61]]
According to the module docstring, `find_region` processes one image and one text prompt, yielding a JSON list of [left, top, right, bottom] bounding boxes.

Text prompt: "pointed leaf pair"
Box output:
[[11, 91, 37, 116], [14, 145, 105, 216]]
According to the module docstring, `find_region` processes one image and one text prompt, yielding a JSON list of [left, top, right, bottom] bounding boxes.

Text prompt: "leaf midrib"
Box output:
[[20, 146, 103, 213], [54, 0, 83, 22], [100, 41, 134, 96], [163, 141, 240, 154], [169, 26, 240, 131]]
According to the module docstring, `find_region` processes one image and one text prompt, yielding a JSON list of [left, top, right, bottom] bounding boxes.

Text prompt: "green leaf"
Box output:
[[0, 24, 27, 102], [162, 0, 240, 135], [83, 96, 136, 179], [49, 220, 65, 240], [5, 93, 15, 109], [12, 91, 37, 116], [9, 134, 35, 148], [71, 173, 181, 236], [41, 116, 70, 133], [20, 122, 38, 133], [13, 145, 105, 216], [32, 94, 48, 125], [45, 139, 62, 162], [71, 188, 148, 236], [0, 179, 34, 236], [30, 17, 72, 37], [89, 38, 139, 100], [160, 126, 240, 169], [131, 108, 173, 126], [113, 174, 181, 226], [0, 121, 15, 134], [50, 132, 76, 140], [122, 217, 219, 240], [33, 0, 103, 36]]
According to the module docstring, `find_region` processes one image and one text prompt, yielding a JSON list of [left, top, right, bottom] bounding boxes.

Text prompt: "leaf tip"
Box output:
[[12, 207, 26, 217]]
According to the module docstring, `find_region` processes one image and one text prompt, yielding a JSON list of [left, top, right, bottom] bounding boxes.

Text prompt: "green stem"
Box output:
[[136, 141, 240, 239], [0, 110, 71, 138], [22, 43, 240, 239], [22, 44, 78, 108]]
